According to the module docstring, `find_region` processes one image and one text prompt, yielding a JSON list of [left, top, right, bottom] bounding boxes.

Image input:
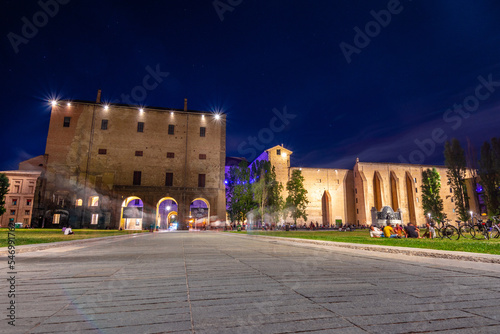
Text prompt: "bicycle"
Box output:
[[488, 216, 500, 239], [435, 219, 460, 241], [458, 220, 475, 239], [471, 214, 490, 240]]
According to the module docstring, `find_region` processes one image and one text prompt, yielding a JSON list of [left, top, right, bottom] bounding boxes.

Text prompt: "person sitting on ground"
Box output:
[[64, 226, 74, 235], [383, 224, 400, 238], [394, 223, 406, 238], [369, 225, 383, 238], [404, 222, 421, 238], [422, 222, 436, 239]]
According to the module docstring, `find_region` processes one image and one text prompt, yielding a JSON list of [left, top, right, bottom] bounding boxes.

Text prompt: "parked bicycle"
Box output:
[[434, 219, 460, 241], [488, 216, 500, 239], [458, 219, 475, 239]]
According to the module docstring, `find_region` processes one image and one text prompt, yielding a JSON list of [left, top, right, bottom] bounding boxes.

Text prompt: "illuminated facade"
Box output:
[[36, 99, 226, 229], [251, 145, 480, 227]]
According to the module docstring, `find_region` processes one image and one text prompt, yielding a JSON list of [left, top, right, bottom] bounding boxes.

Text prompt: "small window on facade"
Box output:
[[451, 198, 454, 203], [355, 188, 357, 194], [63, 117, 71, 127], [198, 174, 206, 188], [277, 149, 281, 156], [91, 214, 99, 225], [167, 152, 175, 158], [135, 151, 143, 157], [168, 124, 175, 135], [28, 186, 34, 193], [10, 210, 15, 215], [356, 198, 358, 204], [53, 214, 60, 224], [23, 218, 29, 224], [76, 199, 83, 206], [25, 210, 30, 215], [133, 171, 142, 185], [356, 209, 359, 214], [450, 188, 452, 193], [14, 185, 20, 193], [137, 122, 144, 132], [12, 199, 17, 206], [200, 127, 206, 137], [453, 208, 456, 213], [89, 196, 99, 207], [101, 119, 108, 130], [199, 154, 206, 160], [165, 172, 173, 187], [414, 178, 417, 183], [415, 188, 418, 193], [98, 149, 107, 155], [26, 199, 31, 206], [416, 197, 419, 203]]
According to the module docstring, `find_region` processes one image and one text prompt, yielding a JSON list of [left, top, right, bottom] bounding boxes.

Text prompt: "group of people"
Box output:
[[370, 222, 431, 239]]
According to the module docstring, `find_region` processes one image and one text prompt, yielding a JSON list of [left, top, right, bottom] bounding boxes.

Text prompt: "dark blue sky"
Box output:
[[1, 0, 500, 171]]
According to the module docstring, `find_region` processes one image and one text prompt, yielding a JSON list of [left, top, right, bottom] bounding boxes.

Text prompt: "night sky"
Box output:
[[1, 0, 500, 171]]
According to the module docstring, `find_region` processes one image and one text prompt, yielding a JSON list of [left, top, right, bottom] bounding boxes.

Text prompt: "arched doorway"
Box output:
[[405, 173, 417, 224], [321, 191, 331, 226], [120, 196, 143, 230], [156, 198, 179, 230], [390, 172, 399, 210], [190, 198, 210, 230], [373, 172, 383, 211]]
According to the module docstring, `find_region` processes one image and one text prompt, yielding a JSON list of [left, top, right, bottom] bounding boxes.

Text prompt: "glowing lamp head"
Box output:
[[170, 111, 174, 115], [215, 114, 221, 120], [104, 105, 109, 110], [166, 206, 171, 211], [51, 100, 57, 106], [139, 108, 144, 112], [67, 102, 71, 107], [281, 152, 287, 158]]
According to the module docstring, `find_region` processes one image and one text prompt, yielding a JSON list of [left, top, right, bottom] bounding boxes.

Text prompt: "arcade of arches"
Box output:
[[119, 196, 211, 230]]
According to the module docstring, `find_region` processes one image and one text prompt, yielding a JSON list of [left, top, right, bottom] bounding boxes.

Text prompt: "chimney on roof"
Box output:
[[96, 89, 102, 103], [184, 98, 187, 111]]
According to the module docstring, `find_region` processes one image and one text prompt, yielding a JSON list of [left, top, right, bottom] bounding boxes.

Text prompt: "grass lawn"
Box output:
[[233, 230, 500, 255], [0, 228, 147, 247]]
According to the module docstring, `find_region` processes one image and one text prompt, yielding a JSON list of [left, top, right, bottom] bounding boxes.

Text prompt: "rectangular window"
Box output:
[[199, 154, 207, 160], [200, 127, 206, 137], [63, 117, 71, 127], [53, 214, 60, 224], [26, 199, 31, 206], [98, 148, 107, 155], [356, 209, 359, 214], [135, 151, 143, 157], [415, 188, 418, 193], [89, 196, 99, 207], [133, 171, 142, 185], [168, 124, 175, 135], [451, 198, 454, 203], [14, 185, 20, 193], [101, 119, 108, 130], [25, 210, 30, 215], [10, 210, 15, 215], [23, 218, 29, 225], [137, 122, 144, 132], [91, 214, 99, 225], [450, 188, 453, 193], [76, 199, 82, 206], [28, 186, 34, 193], [277, 149, 281, 156], [356, 198, 358, 204], [167, 152, 175, 158], [12, 199, 17, 206], [416, 197, 419, 203], [165, 172, 173, 186], [198, 174, 206, 188]]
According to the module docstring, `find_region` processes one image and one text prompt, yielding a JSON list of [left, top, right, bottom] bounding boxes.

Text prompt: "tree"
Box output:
[[444, 138, 470, 222], [226, 161, 255, 223], [478, 139, 500, 216], [285, 169, 309, 225], [421, 168, 445, 222], [251, 160, 284, 224], [0, 173, 10, 217]]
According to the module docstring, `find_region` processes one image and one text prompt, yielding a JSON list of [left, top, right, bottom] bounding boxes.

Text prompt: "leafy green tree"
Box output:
[[444, 138, 470, 222], [478, 139, 500, 216], [226, 161, 255, 223], [0, 173, 10, 217], [251, 160, 284, 223], [285, 169, 309, 225], [421, 168, 445, 222]]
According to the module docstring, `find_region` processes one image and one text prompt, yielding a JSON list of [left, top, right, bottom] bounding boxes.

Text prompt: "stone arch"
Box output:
[[390, 171, 399, 211], [120, 196, 143, 230], [156, 197, 179, 230], [373, 171, 383, 211], [190, 198, 210, 229], [405, 172, 417, 224], [321, 190, 331, 226]]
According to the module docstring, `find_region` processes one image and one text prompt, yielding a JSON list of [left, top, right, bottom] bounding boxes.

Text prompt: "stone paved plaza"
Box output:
[[2, 232, 500, 333]]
